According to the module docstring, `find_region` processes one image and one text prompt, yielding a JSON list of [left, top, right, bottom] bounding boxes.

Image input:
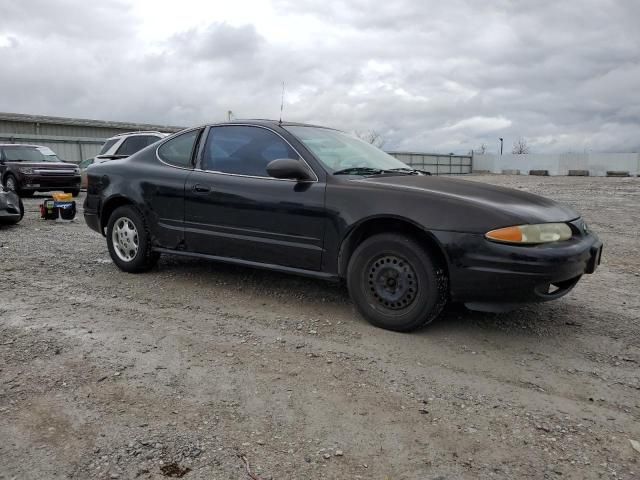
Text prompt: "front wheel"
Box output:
[[106, 205, 160, 273], [347, 233, 448, 332], [4, 174, 18, 193]]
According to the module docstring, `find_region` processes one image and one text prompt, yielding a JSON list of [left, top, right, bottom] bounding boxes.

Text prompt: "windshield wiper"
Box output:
[[386, 167, 422, 175], [334, 167, 426, 176], [333, 167, 385, 175]]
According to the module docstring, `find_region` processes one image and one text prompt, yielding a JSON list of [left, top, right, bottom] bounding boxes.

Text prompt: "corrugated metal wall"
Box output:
[[0, 115, 183, 163], [388, 152, 473, 175]]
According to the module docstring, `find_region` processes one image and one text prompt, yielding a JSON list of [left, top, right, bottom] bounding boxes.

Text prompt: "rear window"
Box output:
[[116, 135, 162, 156], [98, 138, 119, 155]]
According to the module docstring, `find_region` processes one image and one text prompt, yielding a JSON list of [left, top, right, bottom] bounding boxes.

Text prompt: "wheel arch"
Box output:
[[2, 171, 17, 186], [337, 215, 450, 278], [100, 195, 135, 233]]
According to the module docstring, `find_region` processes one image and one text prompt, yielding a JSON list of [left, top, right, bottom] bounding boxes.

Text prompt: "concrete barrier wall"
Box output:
[[473, 153, 640, 176]]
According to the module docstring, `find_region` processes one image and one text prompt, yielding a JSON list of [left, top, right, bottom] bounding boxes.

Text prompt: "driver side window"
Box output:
[[202, 126, 299, 177]]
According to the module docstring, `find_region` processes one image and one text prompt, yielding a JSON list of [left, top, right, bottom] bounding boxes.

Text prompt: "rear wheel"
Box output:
[[347, 233, 448, 332], [106, 205, 159, 272]]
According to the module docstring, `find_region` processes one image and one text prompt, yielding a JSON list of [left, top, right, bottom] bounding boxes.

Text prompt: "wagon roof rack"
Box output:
[[111, 130, 165, 137]]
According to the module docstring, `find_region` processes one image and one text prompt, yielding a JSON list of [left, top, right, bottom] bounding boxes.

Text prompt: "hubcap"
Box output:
[[367, 255, 417, 310], [6, 177, 16, 191], [111, 217, 139, 262]]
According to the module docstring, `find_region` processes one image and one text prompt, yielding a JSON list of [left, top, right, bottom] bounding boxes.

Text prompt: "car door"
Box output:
[[184, 125, 326, 271]]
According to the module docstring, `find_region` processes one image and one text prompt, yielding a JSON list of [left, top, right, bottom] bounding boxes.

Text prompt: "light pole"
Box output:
[[499, 137, 504, 156]]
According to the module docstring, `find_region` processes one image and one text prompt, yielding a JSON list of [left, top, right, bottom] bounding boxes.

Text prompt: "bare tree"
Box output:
[[468, 143, 487, 156], [355, 129, 385, 148], [512, 137, 530, 154]]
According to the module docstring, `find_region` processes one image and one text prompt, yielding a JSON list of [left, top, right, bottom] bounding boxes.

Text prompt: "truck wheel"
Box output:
[[347, 233, 448, 332], [106, 205, 160, 273]]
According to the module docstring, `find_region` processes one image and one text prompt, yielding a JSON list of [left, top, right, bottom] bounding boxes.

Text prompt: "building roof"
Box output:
[[0, 111, 184, 133]]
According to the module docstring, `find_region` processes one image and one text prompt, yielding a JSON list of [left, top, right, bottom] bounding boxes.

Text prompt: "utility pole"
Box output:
[[227, 110, 233, 121], [499, 137, 504, 156]]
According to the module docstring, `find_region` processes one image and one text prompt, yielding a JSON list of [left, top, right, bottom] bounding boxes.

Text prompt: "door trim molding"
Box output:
[[152, 247, 339, 281]]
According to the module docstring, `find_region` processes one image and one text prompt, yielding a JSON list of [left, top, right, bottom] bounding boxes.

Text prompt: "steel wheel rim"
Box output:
[[366, 254, 418, 310], [111, 217, 139, 262], [6, 177, 16, 191]]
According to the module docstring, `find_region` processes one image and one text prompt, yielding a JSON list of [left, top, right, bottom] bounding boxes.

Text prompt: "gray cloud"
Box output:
[[0, 0, 638, 153], [170, 23, 262, 61]]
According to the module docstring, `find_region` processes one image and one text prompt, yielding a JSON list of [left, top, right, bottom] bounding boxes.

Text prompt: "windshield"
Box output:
[[3, 146, 53, 162], [285, 126, 410, 174]]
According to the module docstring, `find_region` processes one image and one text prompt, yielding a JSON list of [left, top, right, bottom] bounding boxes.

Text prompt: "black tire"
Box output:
[[347, 233, 448, 332], [106, 205, 160, 273], [4, 174, 19, 193], [16, 197, 24, 223]]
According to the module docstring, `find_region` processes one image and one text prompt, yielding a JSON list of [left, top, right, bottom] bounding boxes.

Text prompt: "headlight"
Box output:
[[74, 167, 80, 174], [486, 223, 572, 244], [18, 167, 35, 175]]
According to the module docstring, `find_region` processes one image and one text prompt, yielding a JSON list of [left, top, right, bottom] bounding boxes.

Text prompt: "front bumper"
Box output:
[[83, 193, 103, 234], [433, 225, 602, 307], [84, 211, 102, 234], [20, 174, 81, 191]]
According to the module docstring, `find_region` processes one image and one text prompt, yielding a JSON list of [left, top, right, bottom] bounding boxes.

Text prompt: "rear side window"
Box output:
[[116, 135, 162, 156], [157, 130, 200, 168], [98, 138, 119, 155]]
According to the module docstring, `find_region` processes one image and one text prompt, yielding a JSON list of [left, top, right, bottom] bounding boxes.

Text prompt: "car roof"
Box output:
[[107, 131, 168, 140], [0, 143, 46, 148], [201, 119, 338, 130]]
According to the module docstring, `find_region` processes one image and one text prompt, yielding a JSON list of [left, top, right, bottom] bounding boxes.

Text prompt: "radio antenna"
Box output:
[[279, 81, 285, 125]]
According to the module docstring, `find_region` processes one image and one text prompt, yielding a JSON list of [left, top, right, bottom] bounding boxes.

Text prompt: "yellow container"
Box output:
[[52, 192, 73, 202]]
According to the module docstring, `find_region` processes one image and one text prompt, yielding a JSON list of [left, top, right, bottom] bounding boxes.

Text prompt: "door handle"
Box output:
[[192, 184, 211, 194]]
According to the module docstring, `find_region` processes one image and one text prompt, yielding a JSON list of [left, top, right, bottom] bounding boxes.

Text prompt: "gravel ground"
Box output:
[[1, 174, 639, 480]]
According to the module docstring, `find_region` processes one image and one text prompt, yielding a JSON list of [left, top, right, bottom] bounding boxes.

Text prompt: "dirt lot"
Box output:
[[1, 174, 639, 480]]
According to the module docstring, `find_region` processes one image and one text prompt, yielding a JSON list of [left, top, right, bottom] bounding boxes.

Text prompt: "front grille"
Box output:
[[33, 169, 77, 176]]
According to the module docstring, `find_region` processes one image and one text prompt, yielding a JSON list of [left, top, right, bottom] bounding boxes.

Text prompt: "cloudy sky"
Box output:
[[0, 0, 638, 153]]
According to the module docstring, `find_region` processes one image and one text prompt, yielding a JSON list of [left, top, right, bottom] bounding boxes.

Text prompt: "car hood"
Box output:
[[356, 175, 579, 225]]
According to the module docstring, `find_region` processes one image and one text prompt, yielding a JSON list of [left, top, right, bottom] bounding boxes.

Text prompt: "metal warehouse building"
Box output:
[[0, 112, 184, 163]]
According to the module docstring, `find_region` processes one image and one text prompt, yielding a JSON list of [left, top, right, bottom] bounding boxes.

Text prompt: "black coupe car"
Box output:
[[84, 120, 602, 331]]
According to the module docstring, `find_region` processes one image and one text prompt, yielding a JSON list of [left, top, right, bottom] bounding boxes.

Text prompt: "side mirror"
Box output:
[[266, 158, 313, 181]]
